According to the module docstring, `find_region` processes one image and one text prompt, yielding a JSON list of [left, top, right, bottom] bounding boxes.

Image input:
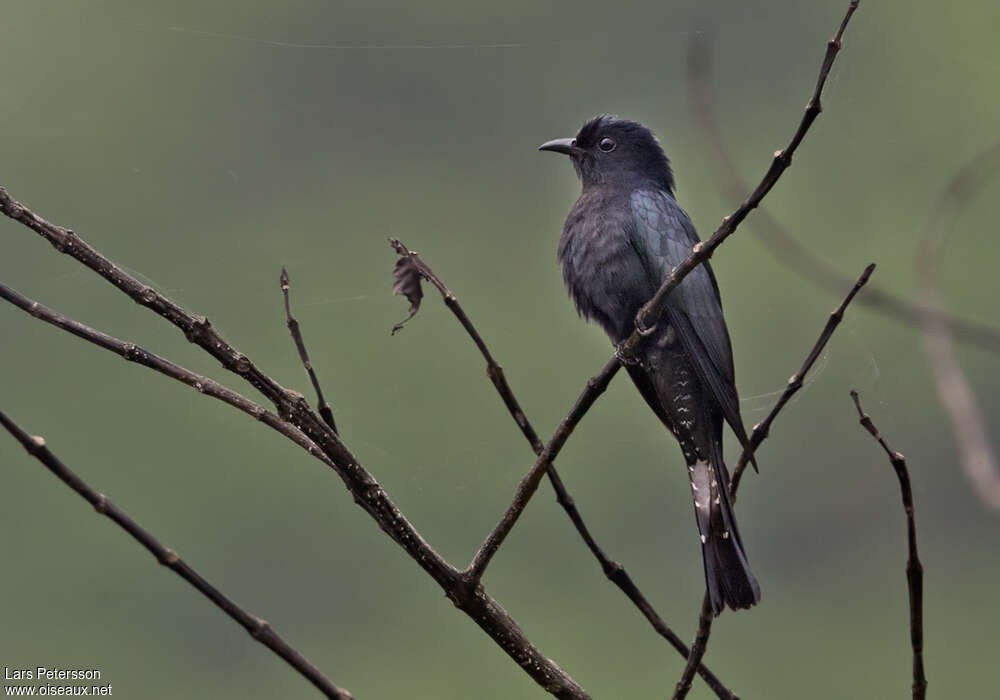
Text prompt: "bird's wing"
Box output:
[[628, 189, 754, 460]]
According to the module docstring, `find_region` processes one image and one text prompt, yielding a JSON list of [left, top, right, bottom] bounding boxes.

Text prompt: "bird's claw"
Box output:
[[635, 313, 657, 337]]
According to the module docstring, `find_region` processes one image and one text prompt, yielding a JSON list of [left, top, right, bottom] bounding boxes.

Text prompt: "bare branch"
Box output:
[[915, 145, 1000, 510], [0, 282, 325, 459], [389, 239, 514, 394], [0, 410, 353, 700], [466, 357, 622, 580], [672, 598, 715, 700], [389, 240, 736, 699], [850, 391, 926, 700], [731, 263, 876, 495], [685, 26, 1000, 356], [281, 266, 338, 432], [0, 187, 590, 699]]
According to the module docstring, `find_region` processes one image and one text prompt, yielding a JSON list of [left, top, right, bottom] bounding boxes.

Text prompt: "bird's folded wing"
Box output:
[[629, 190, 754, 459]]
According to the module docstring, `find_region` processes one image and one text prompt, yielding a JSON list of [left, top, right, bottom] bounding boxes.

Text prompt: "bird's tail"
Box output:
[[689, 459, 760, 615]]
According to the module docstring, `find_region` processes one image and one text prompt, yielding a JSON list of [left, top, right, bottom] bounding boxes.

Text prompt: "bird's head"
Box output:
[[539, 115, 674, 192]]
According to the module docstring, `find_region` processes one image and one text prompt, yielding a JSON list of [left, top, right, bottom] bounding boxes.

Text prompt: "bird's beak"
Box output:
[[538, 138, 576, 156]]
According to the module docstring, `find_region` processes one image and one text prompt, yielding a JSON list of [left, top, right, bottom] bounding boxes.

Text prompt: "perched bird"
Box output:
[[539, 115, 760, 615]]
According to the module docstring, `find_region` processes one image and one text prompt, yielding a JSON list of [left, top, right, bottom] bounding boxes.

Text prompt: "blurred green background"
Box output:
[[3, 1, 998, 697]]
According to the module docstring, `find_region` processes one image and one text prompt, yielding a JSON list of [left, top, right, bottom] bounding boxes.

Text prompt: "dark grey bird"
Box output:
[[539, 115, 760, 615]]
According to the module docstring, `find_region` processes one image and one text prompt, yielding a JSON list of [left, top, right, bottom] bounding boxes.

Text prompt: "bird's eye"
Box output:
[[598, 137, 616, 152]]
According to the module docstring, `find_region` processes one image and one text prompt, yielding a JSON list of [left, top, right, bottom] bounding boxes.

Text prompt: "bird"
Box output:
[[539, 115, 760, 615]]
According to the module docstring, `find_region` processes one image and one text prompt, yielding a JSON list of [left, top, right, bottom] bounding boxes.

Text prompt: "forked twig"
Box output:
[[850, 391, 926, 700], [389, 239, 735, 699], [281, 266, 338, 432], [0, 410, 352, 700], [0, 283, 323, 458]]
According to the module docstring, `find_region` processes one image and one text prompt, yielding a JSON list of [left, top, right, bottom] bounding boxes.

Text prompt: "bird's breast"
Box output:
[[558, 191, 656, 342]]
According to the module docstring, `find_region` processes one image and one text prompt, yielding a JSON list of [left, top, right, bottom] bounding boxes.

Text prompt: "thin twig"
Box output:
[[281, 266, 338, 432], [915, 145, 1000, 510], [672, 262, 874, 699], [731, 263, 876, 494], [389, 240, 735, 699], [388, 239, 544, 452], [850, 391, 926, 700], [0, 283, 325, 460], [466, 0, 860, 592], [0, 410, 353, 700], [0, 188, 589, 699], [685, 19, 1000, 358], [672, 598, 715, 700], [466, 356, 622, 579]]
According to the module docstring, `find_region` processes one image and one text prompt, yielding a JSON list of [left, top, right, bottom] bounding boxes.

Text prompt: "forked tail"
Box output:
[[689, 459, 760, 615]]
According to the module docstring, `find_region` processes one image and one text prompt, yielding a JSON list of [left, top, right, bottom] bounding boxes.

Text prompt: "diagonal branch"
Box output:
[[685, 32, 1000, 357], [0, 188, 590, 699], [850, 391, 926, 700], [281, 266, 338, 432], [672, 261, 874, 699], [0, 283, 324, 460], [731, 263, 876, 495], [389, 240, 735, 699], [0, 410, 353, 700], [672, 598, 716, 700], [466, 357, 622, 579], [466, 0, 861, 590]]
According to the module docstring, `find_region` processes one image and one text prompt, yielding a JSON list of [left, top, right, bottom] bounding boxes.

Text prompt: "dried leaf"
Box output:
[[391, 255, 423, 334]]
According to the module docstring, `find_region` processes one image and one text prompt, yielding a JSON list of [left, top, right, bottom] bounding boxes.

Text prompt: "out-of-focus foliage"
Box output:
[[2, 1, 998, 697]]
